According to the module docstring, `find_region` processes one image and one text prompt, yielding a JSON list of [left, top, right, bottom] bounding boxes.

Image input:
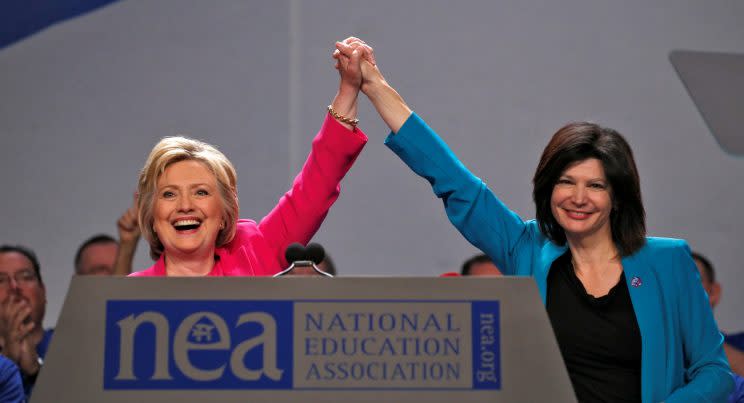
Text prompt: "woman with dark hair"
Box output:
[[334, 37, 733, 402]]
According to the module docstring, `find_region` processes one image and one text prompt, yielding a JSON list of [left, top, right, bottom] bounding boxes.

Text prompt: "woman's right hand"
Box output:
[[334, 38, 365, 94], [329, 38, 367, 130]]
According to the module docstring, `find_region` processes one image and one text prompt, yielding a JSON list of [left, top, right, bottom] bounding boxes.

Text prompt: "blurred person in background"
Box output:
[[0, 245, 53, 398], [461, 254, 502, 276]]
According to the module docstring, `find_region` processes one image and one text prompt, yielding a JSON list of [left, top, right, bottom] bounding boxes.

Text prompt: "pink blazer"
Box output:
[[130, 114, 367, 276]]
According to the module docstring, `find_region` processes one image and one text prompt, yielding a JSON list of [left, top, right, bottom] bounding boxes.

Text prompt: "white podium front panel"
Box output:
[[32, 277, 575, 402]]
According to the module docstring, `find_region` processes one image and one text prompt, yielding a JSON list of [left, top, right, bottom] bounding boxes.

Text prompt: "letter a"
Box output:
[[230, 312, 283, 381]]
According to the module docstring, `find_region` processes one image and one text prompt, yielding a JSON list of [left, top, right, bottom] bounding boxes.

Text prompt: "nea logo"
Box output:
[[103, 300, 293, 389]]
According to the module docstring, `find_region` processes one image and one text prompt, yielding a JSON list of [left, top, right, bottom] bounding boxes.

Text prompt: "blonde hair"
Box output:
[[137, 136, 239, 259]]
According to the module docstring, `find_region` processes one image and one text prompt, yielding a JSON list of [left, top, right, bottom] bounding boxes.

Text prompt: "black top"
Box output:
[[546, 251, 642, 403]]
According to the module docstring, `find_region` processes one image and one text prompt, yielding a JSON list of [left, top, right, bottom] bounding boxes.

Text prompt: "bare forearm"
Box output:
[[113, 240, 138, 276], [363, 80, 412, 134]]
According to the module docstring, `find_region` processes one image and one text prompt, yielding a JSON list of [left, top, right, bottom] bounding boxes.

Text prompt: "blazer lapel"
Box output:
[[537, 242, 568, 304]]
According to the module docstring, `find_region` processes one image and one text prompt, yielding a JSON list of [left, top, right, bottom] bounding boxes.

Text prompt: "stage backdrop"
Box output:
[[1, 0, 742, 332]]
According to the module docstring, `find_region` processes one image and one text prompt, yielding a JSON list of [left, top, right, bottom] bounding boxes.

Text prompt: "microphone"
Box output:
[[274, 242, 333, 277], [284, 242, 306, 265], [305, 243, 325, 265]]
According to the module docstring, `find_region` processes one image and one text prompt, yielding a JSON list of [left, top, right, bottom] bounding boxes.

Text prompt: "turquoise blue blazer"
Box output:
[[386, 112, 733, 402]]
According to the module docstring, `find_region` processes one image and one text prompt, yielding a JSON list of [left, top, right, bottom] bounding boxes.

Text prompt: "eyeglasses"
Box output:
[[0, 270, 39, 288]]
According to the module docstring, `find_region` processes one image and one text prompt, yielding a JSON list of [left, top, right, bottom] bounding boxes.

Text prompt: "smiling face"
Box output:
[[550, 158, 613, 242], [153, 160, 225, 260]]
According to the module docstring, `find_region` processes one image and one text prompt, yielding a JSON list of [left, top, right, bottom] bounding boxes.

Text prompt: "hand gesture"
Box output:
[[112, 192, 141, 275], [334, 41, 363, 92], [334, 36, 411, 133], [333, 36, 385, 94], [0, 297, 40, 375], [117, 192, 141, 245]]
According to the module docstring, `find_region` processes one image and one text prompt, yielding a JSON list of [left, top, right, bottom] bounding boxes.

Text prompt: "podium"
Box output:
[[32, 276, 576, 402]]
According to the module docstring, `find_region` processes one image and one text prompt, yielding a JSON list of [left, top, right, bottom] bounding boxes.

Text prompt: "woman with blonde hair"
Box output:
[[130, 42, 368, 277]]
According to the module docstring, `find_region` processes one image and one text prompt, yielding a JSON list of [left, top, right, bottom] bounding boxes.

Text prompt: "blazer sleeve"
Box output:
[[256, 113, 367, 267], [666, 242, 734, 402], [384, 112, 532, 274]]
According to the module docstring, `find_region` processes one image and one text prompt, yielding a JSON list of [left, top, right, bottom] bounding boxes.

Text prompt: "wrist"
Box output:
[[362, 79, 389, 99], [338, 80, 360, 95], [333, 88, 359, 115], [327, 104, 359, 128], [22, 356, 42, 377]]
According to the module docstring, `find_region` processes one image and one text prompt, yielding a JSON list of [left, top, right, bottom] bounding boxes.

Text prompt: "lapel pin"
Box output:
[[631, 276, 642, 287]]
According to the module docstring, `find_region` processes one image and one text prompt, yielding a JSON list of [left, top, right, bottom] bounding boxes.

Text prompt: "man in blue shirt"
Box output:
[[0, 245, 54, 399], [0, 355, 24, 402]]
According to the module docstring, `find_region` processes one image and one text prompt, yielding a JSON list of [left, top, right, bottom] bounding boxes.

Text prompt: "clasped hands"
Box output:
[[0, 296, 41, 376], [333, 37, 384, 95]]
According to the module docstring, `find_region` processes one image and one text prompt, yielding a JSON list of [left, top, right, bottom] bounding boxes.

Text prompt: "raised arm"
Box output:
[[113, 192, 140, 276], [255, 40, 368, 268], [335, 38, 533, 274]]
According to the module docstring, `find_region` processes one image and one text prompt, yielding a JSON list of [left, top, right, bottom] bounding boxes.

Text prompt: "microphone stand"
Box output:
[[273, 260, 334, 277]]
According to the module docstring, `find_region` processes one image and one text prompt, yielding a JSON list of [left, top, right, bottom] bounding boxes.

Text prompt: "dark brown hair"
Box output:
[[74, 234, 117, 274], [0, 244, 43, 285], [461, 253, 493, 275], [692, 251, 715, 283], [532, 122, 646, 256]]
